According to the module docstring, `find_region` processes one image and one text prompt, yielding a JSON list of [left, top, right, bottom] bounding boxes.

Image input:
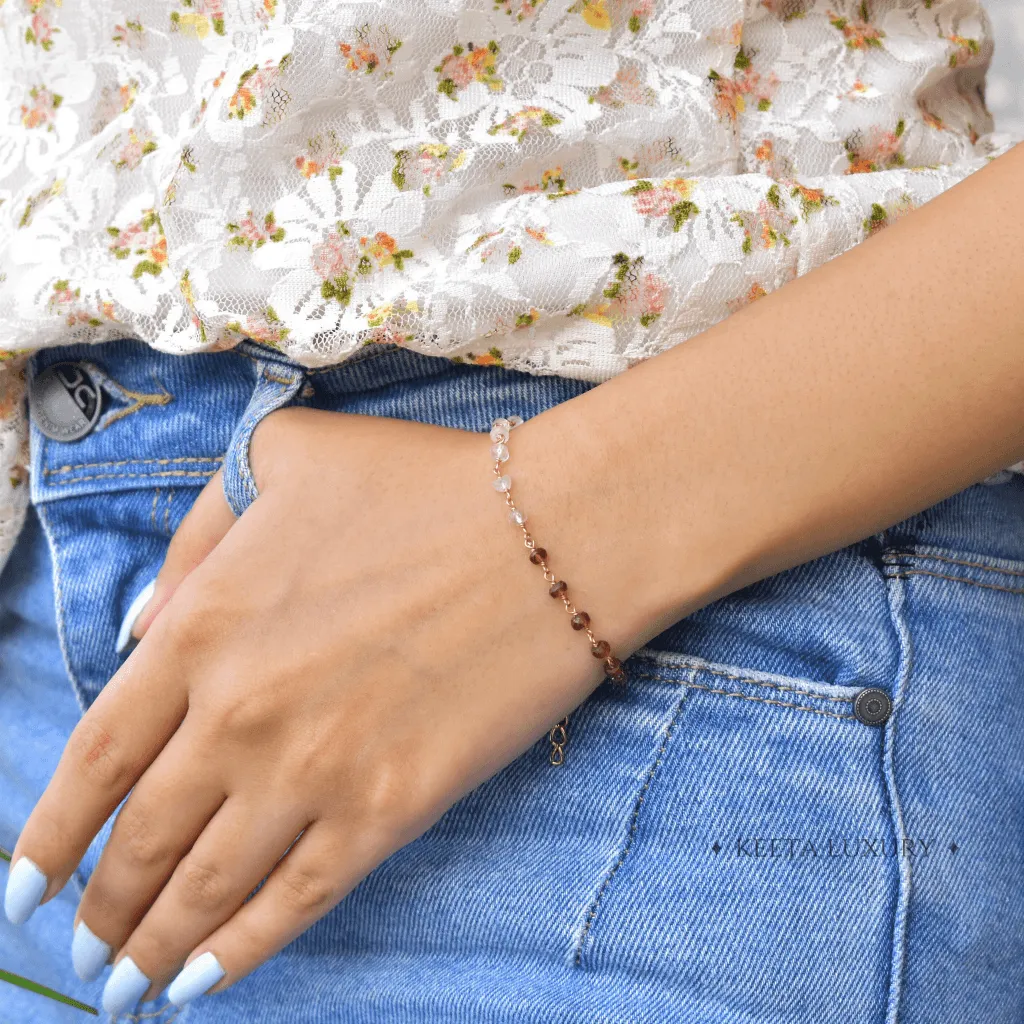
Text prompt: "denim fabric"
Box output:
[[2, 339, 1023, 1024]]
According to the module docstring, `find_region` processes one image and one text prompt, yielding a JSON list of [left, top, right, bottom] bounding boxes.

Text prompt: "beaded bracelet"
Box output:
[[489, 416, 626, 764]]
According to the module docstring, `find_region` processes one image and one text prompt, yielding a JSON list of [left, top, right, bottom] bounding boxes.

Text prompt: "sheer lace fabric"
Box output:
[[0, 0, 1017, 571]]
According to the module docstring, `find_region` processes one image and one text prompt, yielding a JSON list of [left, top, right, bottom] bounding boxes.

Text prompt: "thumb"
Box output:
[[130, 469, 237, 641]]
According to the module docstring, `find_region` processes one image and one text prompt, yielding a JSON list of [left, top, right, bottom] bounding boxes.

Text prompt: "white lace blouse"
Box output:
[[0, 0, 1017, 569]]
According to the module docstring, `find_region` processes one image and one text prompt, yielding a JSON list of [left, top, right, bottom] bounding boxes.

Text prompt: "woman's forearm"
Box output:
[[517, 144, 1024, 650]]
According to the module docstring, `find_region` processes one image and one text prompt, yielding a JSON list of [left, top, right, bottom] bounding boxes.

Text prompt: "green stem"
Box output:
[[0, 970, 98, 1015], [1, 851, 98, 1013]]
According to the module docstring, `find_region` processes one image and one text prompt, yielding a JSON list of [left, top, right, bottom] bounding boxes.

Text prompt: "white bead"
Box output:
[[507, 415, 524, 428], [489, 426, 509, 443], [490, 443, 509, 462], [491, 417, 510, 433], [508, 509, 527, 526], [492, 475, 511, 492]]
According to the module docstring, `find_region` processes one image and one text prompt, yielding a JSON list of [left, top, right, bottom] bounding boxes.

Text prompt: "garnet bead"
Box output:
[[603, 656, 622, 675], [549, 580, 568, 598], [591, 640, 611, 658], [571, 612, 590, 631], [529, 548, 547, 565], [608, 667, 627, 686]]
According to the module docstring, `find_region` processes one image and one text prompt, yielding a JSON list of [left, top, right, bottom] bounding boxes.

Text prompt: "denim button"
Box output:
[[29, 362, 103, 442], [853, 688, 892, 726]]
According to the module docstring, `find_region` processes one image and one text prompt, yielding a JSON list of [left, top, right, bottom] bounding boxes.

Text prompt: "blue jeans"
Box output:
[[2, 340, 1023, 1024]]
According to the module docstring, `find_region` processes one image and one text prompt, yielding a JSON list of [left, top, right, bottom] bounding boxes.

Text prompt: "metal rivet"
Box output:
[[854, 688, 892, 726], [29, 362, 103, 442]]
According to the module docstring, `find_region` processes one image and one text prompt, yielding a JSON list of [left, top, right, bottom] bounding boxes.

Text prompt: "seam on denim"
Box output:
[[630, 663, 854, 703], [45, 456, 223, 475], [99, 380, 173, 429], [262, 370, 298, 386], [573, 691, 688, 969], [150, 489, 160, 530], [163, 490, 172, 535], [33, 503, 90, 717], [631, 673, 857, 720], [880, 571, 913, 1024], [884, 569, 1024, 595], [44, 469, 218, 486], [883, 550, 1024, 578]]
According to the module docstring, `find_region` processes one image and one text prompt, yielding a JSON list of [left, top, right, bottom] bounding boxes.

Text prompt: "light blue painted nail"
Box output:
[[71, 921, 112, 982], [116, 579, 157, 653], [167, 952, 225, 1007], [101, 956, 150, 1016], [4, 857, 47, 925]]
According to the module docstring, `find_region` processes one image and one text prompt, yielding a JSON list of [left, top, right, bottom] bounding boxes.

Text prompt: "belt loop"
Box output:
[[222, 360, 305, 517]]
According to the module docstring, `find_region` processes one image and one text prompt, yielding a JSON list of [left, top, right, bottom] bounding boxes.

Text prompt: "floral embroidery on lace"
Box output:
[[0, 0, 1018, 571]]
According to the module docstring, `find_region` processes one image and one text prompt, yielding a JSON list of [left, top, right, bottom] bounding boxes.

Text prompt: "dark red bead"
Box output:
[[571, 612, 590, 631], [591, 640, 611, 659], [549, 580, 568, 598], [603, 656, 622, 675], [529, 548, 547, 565], [608, 667, 627, 686]]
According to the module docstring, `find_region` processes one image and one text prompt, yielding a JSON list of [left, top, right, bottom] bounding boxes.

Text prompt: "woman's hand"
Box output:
[[6, 407, 643, 1012]]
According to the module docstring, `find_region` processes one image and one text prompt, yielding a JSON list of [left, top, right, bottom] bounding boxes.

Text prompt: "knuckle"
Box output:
[[358, 760, 421, 831], [163, 580, 226, 643], [83, 873, 123, 921], [179, 860, 228, 911], [115, 803, 171, 870], [205, 689, 278, 741], [277, 868, 336, 914], [67, 718, 129, 790]]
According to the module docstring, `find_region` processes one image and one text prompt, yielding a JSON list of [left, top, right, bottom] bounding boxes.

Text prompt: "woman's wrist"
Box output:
[[509, 395, 742, 656], [513, 145, 1024, 660]]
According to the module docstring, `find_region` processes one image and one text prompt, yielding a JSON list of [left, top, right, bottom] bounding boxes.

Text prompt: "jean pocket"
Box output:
[[570, 649, 901, 1024]]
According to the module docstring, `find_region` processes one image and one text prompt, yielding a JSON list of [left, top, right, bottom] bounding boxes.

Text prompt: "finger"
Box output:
[[133, 470, 235, 639], [71, 723, 227, 981], [5, 588, 200, 922], [100, 800, 309, 1016], [164, 822, 370, 1008]]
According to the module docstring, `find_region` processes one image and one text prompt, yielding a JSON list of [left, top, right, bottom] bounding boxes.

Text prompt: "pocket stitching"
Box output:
[[633, 662, 854, 703], [883, 568, 1024, 596], [572, 691, 688, 969]]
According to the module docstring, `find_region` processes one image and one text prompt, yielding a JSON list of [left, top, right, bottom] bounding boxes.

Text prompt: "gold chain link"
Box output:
[[548, 717, 568, 766]]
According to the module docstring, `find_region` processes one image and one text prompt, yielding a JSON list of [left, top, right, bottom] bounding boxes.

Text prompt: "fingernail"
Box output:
[[102, 956, 150, 1016], [4, 857, 47, 925], [116, 579, 157, 654], [71, 920, 112, 982], [167, 951, 225, 1007]]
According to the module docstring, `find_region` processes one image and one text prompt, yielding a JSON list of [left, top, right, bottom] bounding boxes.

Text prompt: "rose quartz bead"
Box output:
[[490, 425, 509, 443], [508, 509, 527, 526], [490, 443, 509, 462], [492, 475, 511, 492]]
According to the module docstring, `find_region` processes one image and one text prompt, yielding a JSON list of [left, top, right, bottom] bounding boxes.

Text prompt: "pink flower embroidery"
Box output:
[[845, 120, 905, 174], [20, 85, 62, 131], [828, 4, 885, 50], [25, 12, 58, 50], [708, 49, 779, 123], [112, 128, 158, 170]]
